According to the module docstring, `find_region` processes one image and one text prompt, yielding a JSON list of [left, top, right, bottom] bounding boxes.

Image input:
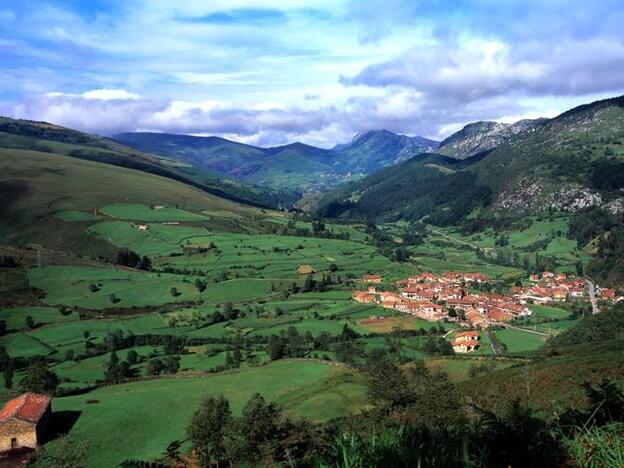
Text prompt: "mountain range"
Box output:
[[319, 95, 624, 222], [114, 129, 440, 192]]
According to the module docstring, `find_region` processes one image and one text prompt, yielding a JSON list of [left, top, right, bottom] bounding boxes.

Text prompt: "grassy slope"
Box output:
[[49, 360, 367, 467], [462, 340, 624, 413], [0, 148, 255, 252]]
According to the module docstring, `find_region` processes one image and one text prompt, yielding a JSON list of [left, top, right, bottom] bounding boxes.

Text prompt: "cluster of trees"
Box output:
[[266, 325, 359, 362], [116, 249, 152, 271], [187, 393, 326, 466], [289, 273, 336, 294], [263, 217, 352, 241], [105, 348, 181, 382]]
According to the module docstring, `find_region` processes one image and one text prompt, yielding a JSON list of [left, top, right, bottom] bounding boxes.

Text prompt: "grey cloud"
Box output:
[[344, 39, 624, 103]]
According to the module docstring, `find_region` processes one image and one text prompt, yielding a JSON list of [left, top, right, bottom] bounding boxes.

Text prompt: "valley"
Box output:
[[1, 95, 623, 467]]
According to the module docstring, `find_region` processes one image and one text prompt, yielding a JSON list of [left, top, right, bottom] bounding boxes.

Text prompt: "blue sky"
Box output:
[[1, 0, 623, 147]]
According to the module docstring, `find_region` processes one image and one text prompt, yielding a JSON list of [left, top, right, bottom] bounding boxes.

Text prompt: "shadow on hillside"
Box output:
[[47, 410, 82, 441]]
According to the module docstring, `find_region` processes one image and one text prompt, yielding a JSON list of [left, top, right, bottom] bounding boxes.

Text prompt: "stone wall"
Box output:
[[0, 419, 37, 452]]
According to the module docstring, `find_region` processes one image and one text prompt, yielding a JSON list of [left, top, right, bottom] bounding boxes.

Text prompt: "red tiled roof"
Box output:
[[0, 393, 51, 424], [455, 330, 480, 338], [451, 340, 479, 348]]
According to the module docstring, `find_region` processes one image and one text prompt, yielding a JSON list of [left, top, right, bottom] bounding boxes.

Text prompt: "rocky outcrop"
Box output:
[[494, 177, 602, 213], [438, 118, 546, 159]]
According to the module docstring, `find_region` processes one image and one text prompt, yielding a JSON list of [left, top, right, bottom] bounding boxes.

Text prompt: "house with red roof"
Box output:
[[0, 393, 51, 453], [362, 274, 382, 284], [600, 288, 616, 300], [450, 330, 480, 353]]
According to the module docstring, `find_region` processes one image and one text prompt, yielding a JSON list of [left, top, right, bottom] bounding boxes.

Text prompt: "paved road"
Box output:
[[586, 278, 601, 315]]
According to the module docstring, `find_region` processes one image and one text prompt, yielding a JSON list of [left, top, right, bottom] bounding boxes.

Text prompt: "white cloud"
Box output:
[[45, 89, 142, 101]]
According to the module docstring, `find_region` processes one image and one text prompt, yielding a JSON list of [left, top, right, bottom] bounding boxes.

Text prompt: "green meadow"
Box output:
[[100, 203, 210, 222], [48, 360, 367, 467]]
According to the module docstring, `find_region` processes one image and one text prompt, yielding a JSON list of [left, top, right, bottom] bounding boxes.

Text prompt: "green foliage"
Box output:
[[20, 361, 59, 394], [187, 396, 232, 466], [29, 436, 89, 468], [551, 304, 624, 348]]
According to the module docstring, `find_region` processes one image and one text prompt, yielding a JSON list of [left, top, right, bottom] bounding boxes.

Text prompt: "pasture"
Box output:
[[48, 361, 367, 467], [100, 203, 210, 222]]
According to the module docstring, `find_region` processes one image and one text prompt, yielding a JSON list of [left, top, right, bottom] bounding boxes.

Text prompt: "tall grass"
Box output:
[[566, 423, 624, 468]]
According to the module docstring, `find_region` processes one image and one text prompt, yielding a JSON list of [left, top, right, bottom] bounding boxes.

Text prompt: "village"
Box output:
[[353, 271, 620, 353]]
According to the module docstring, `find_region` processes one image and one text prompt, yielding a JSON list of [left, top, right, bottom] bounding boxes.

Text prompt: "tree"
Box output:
[[4, 365, 13, 389], [187, 396, 232, 466], [0, 320, 6, 335], [25, 315, 35, 329], [138, 256, 152, 271], [224, 350, 234, 369], [145, 358, 164, 376], [287, 327, 305, 358], [170, 287, 179, 297], [302, 274, 315, 293], [105, 351, 123, 382], [266, 335, 285, 361], [21, 362, 59, 394], [0, 346, 9, 372], [367, 357, 416, 413], [126, 349, 139, 365], [232, 393, 282, 463], [195, 278, 207, 292], [164, 356, 180, 374]]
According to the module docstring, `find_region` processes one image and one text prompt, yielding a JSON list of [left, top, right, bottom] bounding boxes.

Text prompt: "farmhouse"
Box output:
[[0, 393, 51, 453], [451, 340, 480, 353], [297, 265, 316, 275], [352, 291, 376, 303], [450, 330, 480, 353], [600, 288, 616, 299], [363, 274, 382, 284]]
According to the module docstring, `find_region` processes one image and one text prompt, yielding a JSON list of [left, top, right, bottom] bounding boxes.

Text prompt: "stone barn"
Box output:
[[0, 393, 52, 453]]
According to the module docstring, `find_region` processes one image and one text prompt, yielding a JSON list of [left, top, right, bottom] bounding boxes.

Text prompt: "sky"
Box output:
[[1, 0, 623, 148]]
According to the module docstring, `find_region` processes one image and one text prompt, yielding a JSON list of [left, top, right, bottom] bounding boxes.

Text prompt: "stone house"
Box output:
[[0, 393, 52, 453]]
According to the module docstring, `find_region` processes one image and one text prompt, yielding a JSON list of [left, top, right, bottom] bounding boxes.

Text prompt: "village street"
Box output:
[[586, 279, 601, 315]]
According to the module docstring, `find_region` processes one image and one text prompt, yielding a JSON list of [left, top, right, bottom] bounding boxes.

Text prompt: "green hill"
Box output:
[[0, 145, 260, 255], [0, 118, 295, 209]]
